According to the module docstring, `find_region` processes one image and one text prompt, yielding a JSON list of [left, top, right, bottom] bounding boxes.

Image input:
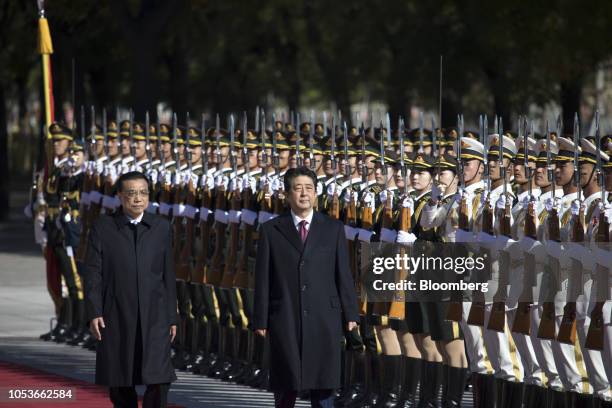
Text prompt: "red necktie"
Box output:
[[299, 220, 309, 243]]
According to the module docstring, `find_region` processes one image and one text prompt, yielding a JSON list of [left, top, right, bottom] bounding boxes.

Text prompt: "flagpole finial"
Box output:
[[37, 0, 45, 17]]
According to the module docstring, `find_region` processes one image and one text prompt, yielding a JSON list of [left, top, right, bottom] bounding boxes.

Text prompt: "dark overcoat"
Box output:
[[84, 212, 177, 387], [252, 211, 360, 391]]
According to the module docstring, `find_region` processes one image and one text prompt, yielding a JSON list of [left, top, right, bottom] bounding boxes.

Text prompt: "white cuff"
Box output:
[[228, 210, 242, 224], [241, 209, 257, 226], [199, 207, 212, 222], [380, 227, 398, 243], [159, 202, 172, 216], [344, 225, 358, 240], [214, 209, 229, 224], [183, 205, 197, 219], [258, 211, 276, 224], [357, 229, 374, 242]]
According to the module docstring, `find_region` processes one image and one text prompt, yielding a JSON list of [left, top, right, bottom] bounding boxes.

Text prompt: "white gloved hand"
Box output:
[[108, 166, 118, 184], [271, 177, 282, 192], [571, 199, 582, 216], [379, 189, 388, 204], [496, 194, 507, 210], [147, 169, 158, 184], [343, 190, 353, 203], [396, 230, 417, 244], [190, 173, 199, 189], [163, 171, 173, 186], [327, 183, 336, 196], [363, 192, 375, 208], [96, 161, 104, 174], [259, 176, 269, 190], [182, 171, 192, 185], [480, 190, 489, 205], [216, 175, 229, 189], [229, 177, 242, 192], [402, 196, 413, 210]]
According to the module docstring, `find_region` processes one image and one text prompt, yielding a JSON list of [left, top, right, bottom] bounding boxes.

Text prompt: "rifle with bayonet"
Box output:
[[389, 117, 411, 325], [538, 118, 562, 339], [235, 112, 256, 289], [145, 111, 152, 172], [557, 113, 584, 345], [221, 115, 241, 289], [585, 111, 609, 350], [271, 115, 282, 214], [329, 114, 340, 219], [177, 113, 197, 283], [372, 120, 393, 323], [171, 113, 185, 266], [466, 113, 487, 327], [487, 117, 511, 330], [513, 117, 538, 334], [76, 106, 94, 262], [447, 114, 468, 322], [128, 109, 136, 167], [194, 114, 211, 285], [208, 114, 229, 286]]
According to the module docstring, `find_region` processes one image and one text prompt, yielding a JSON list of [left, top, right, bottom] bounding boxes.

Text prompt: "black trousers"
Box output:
[[109, 383, 170, 408]]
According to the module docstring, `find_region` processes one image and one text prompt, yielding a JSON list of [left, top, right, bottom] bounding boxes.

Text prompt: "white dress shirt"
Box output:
[[127, 212, 144, 225], [291, 209, 313, 233]]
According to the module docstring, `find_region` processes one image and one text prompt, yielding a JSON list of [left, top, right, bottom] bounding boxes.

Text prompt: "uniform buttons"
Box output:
[[301, 284, 307, 291], [299, 261, 305, 267], [303, 310, 308, 316]]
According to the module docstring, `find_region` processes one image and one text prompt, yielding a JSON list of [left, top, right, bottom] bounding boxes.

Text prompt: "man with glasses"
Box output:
[[85, 171, 177, 408]]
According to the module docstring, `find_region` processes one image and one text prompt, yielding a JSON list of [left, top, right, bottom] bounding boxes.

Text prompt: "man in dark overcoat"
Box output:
[[85, 171, 177, 408], [253, 166, 360, 408]]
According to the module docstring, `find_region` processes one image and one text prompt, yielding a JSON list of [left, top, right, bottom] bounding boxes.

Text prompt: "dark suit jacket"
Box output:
[[253, 211, 359, 391], [84, 212, 177, 387]]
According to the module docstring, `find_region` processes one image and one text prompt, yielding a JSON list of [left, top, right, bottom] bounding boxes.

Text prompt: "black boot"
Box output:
[[522, 384, 546, 408], [499, 380, 523, 408], [442, 366, 468, 407], [54, 298, 73, 343], [67, 299, 87, 345], [195, 318, 219, 375], [397, 356, 420, 407], [222, 328, 249, 382], [600, 398, 612, 408], [567, 392, 594, 408], [245, 333, 268, 388], [376, 354, 403, 407], [335, 349, 352, 404], [41, 298, 68, 341], [472, 373, 496, 408], [337, 351, 368, 406], [417, 360, 442, 408], [172, 315, 188, 369], [348, 351, 381, 407], [545, 388, 565, 408]]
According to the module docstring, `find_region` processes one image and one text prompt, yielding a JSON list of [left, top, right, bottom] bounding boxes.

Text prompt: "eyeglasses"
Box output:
[[124, 190, 149, 198]]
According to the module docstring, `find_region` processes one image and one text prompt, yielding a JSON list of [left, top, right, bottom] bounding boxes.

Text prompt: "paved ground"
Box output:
[[0, 191, 53, 338]]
